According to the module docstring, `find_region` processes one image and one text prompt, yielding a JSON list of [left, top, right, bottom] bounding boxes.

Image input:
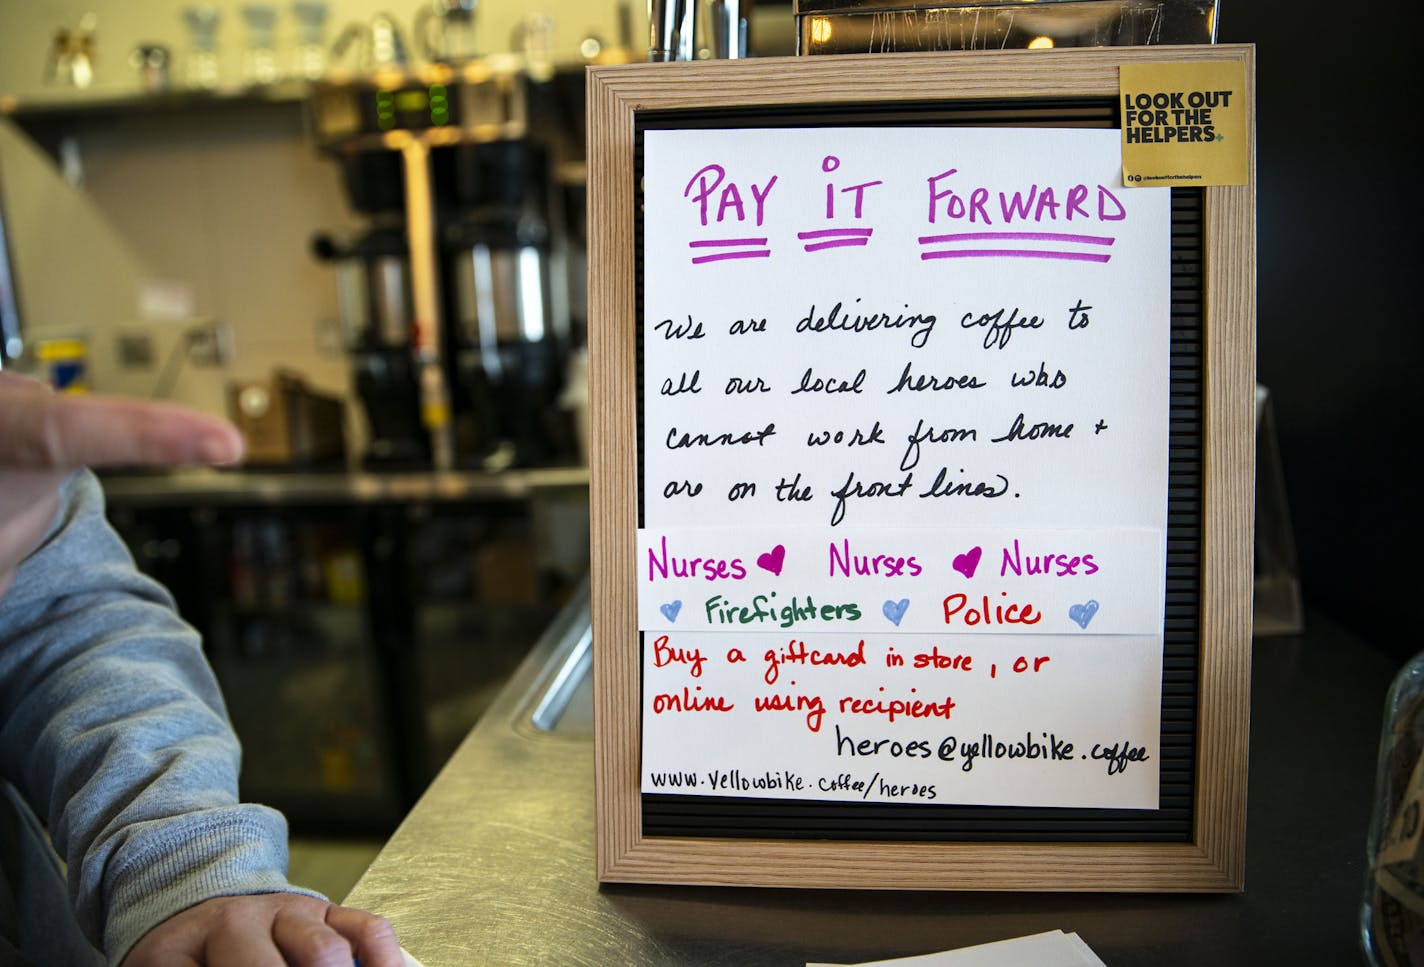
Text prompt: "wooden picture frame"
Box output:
[[587, 44, 1254, 892]]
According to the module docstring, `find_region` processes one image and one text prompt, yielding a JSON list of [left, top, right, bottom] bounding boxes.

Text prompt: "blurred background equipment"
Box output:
[[291, 1, 331, 80], [180, 4, 221, 88], [309, 148, 429, 468], [35, 336, 90, 393], [651, 0, 752, 60], [306, 57, 584, 471], [228, 368, 348, 467], [129, 42, 172, 92], [329, 11, 411, 72], [416, 0, 480, 64], [44, 12, 99, 88], [239, 3, 281, 86], [791, 0, 1217, 55]]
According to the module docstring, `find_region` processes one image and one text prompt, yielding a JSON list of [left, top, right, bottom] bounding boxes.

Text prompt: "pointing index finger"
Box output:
[[0, 387, 244, 470]]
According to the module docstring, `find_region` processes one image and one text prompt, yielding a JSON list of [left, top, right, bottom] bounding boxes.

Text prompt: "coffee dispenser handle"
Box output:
[[329, 21, 366, 69], [310, 231, 344, 262]]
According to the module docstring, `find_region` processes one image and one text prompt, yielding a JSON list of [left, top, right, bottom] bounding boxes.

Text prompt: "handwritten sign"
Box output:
[[638, 127, 1172, 810]]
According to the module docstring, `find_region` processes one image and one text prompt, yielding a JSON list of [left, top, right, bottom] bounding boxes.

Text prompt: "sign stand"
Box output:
[[588, 45, 1255, 892]]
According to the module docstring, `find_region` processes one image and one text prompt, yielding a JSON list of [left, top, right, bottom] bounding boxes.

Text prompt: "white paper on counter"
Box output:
[[807, 929, 1108, 966]]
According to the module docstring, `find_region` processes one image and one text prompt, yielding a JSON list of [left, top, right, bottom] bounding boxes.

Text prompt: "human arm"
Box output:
[[0, 370, 243, 601], [0, 375, 402, 966]]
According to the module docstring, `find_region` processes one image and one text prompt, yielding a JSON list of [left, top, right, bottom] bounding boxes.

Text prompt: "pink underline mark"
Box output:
[[691, 249, 772, 264], [805, 239, 870, 252], [917, 231, 1115, 245], [799, 228, 873, 252], [689, 237, 769, 247], [920, 249, 1112, 262], [688, 237, 771, 264], [798, 229, 874, 239]]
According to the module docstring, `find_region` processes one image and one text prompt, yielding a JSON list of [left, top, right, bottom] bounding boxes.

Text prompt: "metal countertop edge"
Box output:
[[99, 466, 591, 506]]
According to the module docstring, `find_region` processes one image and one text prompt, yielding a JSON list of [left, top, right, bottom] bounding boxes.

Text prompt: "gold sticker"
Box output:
[[1120, 61, 1249, 188]]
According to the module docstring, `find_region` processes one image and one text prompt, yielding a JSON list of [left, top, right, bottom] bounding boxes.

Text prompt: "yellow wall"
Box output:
[[0, 1, 648, 451], [0, 2, 794, 447], [0, 103, 367, 444]]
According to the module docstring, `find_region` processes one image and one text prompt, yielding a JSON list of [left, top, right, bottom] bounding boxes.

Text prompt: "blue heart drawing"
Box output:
[[883, 598, 910, 626], [1068, 600, 1100, 629], [660, 600, 683, 623]]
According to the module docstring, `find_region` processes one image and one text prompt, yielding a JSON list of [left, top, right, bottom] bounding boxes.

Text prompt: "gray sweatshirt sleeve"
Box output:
[[0, 470, 320, 964]]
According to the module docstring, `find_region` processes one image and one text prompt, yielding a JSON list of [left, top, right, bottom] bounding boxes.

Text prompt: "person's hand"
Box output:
[[0, 372, 244, 601], [122, 893, 403, 967]]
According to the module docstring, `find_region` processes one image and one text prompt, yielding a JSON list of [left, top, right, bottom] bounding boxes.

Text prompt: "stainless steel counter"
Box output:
[[346, 592, 1394, 966], [99, 466, 589, 507]]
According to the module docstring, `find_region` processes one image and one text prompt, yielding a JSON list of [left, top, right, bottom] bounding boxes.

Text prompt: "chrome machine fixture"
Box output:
[[306, 56, 583, 470], [650, 0, 752, 61]]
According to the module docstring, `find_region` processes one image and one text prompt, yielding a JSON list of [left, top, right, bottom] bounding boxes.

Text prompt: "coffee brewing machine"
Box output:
[[307, 56, 584, 470]]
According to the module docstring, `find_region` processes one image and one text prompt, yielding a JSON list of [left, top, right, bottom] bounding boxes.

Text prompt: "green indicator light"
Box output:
[[428, 84, 449, 125], [375, 91, 395, 130]]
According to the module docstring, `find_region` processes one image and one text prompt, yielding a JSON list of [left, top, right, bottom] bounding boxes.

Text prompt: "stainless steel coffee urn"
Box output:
[[312, 224, 430, 468], [441, 138, 568, 469], [306, 63, 580, 470]]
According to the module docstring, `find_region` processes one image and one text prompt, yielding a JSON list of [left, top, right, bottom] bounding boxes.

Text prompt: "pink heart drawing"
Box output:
[[757, 544, 786, 576], [952, 546, 983, 579]]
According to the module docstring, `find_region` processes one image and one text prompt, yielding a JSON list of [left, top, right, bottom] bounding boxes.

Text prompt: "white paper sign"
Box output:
[[638, 127, 1171, 810], [637, 526, 1163, 636]]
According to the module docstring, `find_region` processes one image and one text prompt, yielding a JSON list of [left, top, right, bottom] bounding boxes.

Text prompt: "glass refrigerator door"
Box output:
[[211, 508, 404, 832], [401, 490, 588, 785]]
